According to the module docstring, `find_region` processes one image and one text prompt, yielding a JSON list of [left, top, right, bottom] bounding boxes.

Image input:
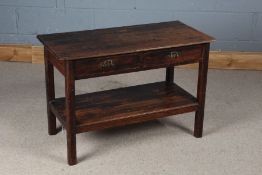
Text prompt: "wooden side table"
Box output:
[[37, 21, 214, 165]]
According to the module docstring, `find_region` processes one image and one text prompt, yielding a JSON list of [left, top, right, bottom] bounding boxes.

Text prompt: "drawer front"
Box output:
[[75, 54, 140, 79], [142, 45, 203, 68]]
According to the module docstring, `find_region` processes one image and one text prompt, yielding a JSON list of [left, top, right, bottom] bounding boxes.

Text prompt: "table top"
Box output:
[[37, 21, 214, 61]]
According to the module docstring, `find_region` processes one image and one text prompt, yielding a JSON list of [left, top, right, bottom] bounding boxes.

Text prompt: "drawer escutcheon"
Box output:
[[169, 51, 182, 59], [100, 59, 114, 68]]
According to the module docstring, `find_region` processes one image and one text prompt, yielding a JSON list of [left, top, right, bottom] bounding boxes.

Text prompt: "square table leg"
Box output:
[[65, 60, 77, 165], [166, 66, 174, 85], [194, 43, 210, 138], [44, 48, 57, 135]]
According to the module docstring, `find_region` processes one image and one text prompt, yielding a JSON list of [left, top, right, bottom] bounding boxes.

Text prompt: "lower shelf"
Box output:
[[50, 82, 198, 133]]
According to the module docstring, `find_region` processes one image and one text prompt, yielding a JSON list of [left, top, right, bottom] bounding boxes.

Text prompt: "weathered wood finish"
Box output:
[[37, 21, 214, 60], [50, 82, 198, 133], [38, 21, 214, 165], [75, 53, 140, 79], [74, 45, 203, 79], [65, 61, 77, 165], [194, 43, 210, 137], [44, 48, 57, 135], [142, 45, 203, 68], [47, 52, 65, 76], [3, 44, 262, 71]]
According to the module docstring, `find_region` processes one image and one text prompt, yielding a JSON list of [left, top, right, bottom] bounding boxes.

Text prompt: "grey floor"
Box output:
[[0, 61, 261, 175]]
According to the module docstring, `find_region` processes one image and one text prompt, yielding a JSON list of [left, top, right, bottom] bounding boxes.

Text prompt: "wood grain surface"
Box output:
[[0, 44, 32, 62], [50, 82, 198, 133], [1, 45, 261, 71], [37, 21, 214, 60]]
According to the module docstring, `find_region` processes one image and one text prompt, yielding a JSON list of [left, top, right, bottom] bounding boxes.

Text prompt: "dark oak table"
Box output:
[[37, 21, 214, 165]]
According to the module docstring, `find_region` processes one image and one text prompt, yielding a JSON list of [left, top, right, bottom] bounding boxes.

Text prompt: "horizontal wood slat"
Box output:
[[50, 81, 198, 133], [0, 44, 262, 70], [0, 44, 32, 62], [32, 46, 44, 64], [181, 51, 262, 70]]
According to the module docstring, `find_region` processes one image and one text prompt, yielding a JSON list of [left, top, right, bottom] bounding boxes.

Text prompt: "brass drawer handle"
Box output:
[[100, 59, 114, 68], [169, 51, 181, 59]]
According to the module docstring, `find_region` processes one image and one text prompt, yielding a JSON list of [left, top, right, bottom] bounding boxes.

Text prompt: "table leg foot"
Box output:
[[165, 66, 174, 85], [48, 112, 57, 135], [67, 132, 77, 166], [194, 111, 203, 138]]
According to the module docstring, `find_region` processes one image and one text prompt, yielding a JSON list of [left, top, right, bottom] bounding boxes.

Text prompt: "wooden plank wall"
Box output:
[[0, 44, 262, 70]]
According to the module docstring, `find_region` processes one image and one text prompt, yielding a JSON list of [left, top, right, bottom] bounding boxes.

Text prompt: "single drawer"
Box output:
[[142, 45, 203, 68], [75, 54, 141, 79]]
